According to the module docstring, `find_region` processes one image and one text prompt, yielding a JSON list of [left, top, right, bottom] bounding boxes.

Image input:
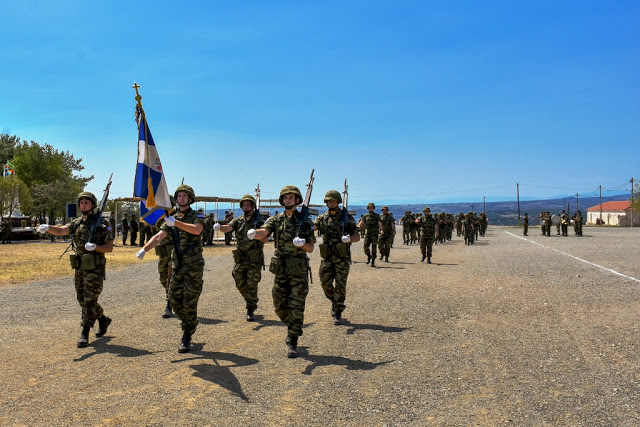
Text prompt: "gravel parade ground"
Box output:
[[1, 226, 638, 426]]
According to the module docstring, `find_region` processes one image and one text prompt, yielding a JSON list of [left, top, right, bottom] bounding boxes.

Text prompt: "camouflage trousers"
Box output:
[[523, 224, 528, 235], [378, 233, 393, 257], [74, 269, 105, 328], [420, 237, 434, 258], [464, 229, 475, 244], [363, 233, 379, 258], [169, 260, 204, 334], [402, 227, 411, 243], [319, 255, 350, 313], [158, 254, 172, 299], [272, 266, 309, 337], [232, 261, 262, 311], [411, 229, 418, 242], [122, 229, 128, 245]]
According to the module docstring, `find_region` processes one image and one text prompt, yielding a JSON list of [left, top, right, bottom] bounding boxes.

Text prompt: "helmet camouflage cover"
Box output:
[[174, 184, 196, 204], [279, 185, 302, 206], [323, 190, 342, 204], [77, 191, 98, 208], [241, 194, 256, 207], [367, 202, 375, 209]]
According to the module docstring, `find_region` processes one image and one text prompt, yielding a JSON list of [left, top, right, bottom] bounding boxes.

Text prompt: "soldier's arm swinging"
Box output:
[[143, 229, 169, 252], [173, 220, 204, 236], [46, 225, 71, 236]]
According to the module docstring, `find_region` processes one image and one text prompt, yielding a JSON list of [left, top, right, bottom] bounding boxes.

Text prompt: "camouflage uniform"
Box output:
[[262, 210, 316, 338], [138, 221, 146, 246], [66, 211, 114, 329], [229, 211, 265, 313], [153, 222, 173, 308], [523, 214, 529, 236], [161, 207, 206, 335], [360, 208, 381, 262], [377, 209, 395, 260], [464, 212, 475, 245], [129, 216, 138, 245], [401, 211, 413, 244], [314, 208, 358, 316], [561, 213, 569, 236], [456, 213, 464, 237], [574, 212, 583, 236], [224, 211, 234, 245], [204, 214, 214, 245], [417, 209, 436, 262]]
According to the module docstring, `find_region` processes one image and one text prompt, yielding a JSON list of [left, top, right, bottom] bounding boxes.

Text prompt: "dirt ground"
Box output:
[[1, 226, 638, 426]]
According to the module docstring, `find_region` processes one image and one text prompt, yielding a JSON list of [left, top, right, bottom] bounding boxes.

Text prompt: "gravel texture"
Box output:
[[1, 226, 639, 426]]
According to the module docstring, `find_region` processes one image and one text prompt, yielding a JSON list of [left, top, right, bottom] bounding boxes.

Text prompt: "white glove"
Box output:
[[164, 216, 176, 227], [213, 223, 221, 231], [84, 242, 97, 251], [136, 248, 146, 260], [37, 224, 49, 234], [247, 229, 256, 240], [341, 235, 350, 243], [293, 237, 305, 247]]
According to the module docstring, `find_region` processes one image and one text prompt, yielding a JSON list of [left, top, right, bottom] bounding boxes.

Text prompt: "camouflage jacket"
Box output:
[[417, 214, 437, 240], [161, 207, 205, 267], [401, 214, 414, 227], [66, 211, 114, 260], [360, 212, 381, 234], [315, 209, 358, 247], [229, 213, 265, 253], [380, 213, 395, 234], [263, 210, 316, 259]]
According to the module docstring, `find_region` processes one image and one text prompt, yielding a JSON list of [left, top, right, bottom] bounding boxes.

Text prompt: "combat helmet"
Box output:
[[423, 207, 431, 213], [382, 205, 389, 210], [174, 184, 196, 204], [77, 191, 98, 208], [367, 202, 375, 209], [240, 194, 256, 208], [279, 185, 302, 206], [323, 190, 342, 204]]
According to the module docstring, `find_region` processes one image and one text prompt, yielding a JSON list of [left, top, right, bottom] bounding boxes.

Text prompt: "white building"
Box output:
[[586, 201, 639, 226]]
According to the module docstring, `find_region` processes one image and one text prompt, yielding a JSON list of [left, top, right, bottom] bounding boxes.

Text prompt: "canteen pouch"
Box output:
[[247, 248, 261, 263], [69, 254, 78, 270], [318, 243, 329, 259], [232, 249, 242, 264], [286, 257, 304, 276], [337, 242, 349, 258], [269, 256, 282, 275], [81, 253, 97, 271]]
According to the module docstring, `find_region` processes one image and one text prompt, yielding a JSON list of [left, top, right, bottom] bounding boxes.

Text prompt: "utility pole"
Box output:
[[517, 183, 521, 227], [576, 193, 579, 212], [631, 177, 635, 228], [483, 196, 486, 214], [599, 185, 602, 226]]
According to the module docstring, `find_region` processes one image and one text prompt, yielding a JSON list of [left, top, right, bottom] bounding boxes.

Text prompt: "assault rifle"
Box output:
[[254, 183, 261, 229], [297, 169, 315, 238], [341, 179, 349, 235], [88, 173, 113, 245]]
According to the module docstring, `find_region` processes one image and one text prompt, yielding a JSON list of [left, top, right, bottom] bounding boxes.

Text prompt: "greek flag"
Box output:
[[134, 115, 172, 226]]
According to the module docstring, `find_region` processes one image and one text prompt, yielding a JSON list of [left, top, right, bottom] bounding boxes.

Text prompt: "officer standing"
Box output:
[[249, 185, 315, 358], [415, 207, 436, 263], [130, 214, 139, 245], [314, 190, 360, 325], [357, 203, 382, 267], [377, 206, 396, 262], [523, 213, 529, 236], [38, 192, 114, 348], [121, 213, 130, 245], [217, 194, 265, 322], [136, 185, 205, 353]]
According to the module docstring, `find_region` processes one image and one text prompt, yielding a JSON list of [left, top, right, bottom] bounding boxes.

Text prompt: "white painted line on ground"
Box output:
[[505, 231, 640, 284]]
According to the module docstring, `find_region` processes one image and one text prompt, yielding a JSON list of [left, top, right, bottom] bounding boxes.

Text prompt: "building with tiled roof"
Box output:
[[586, 201, 639, 226]]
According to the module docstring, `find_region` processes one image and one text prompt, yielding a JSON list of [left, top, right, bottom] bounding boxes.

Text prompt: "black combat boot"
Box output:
[[370, 257, 375, 267], [178, 331, 192, 353], [77, 326, 90, 348], [421, 254, 426, 262], [287, 335, 298, 358], [427, 257, 432, 264], [162, 300, 173, 318], [95, 316, 111, 338], [332, 309, 342, 325], [246, 308, 255, 322], [366, 255, 370, 264], [379, 254, 384, 260], [385, 256, 389, 262]]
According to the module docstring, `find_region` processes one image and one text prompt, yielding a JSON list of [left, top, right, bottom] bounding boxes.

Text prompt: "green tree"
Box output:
[[0, 134, 20, 164], [0, 176, 33, 219]]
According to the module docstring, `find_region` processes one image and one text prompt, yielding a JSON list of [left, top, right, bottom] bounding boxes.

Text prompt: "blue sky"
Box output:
[[2, 1, 638, 206]]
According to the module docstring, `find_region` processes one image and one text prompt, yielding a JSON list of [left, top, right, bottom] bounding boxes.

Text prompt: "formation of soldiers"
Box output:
[[537, 210, 583, 237], [37, 182, 499, 359]]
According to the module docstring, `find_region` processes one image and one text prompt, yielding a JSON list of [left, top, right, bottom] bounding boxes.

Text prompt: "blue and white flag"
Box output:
[[134, 114, 172, 226]]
